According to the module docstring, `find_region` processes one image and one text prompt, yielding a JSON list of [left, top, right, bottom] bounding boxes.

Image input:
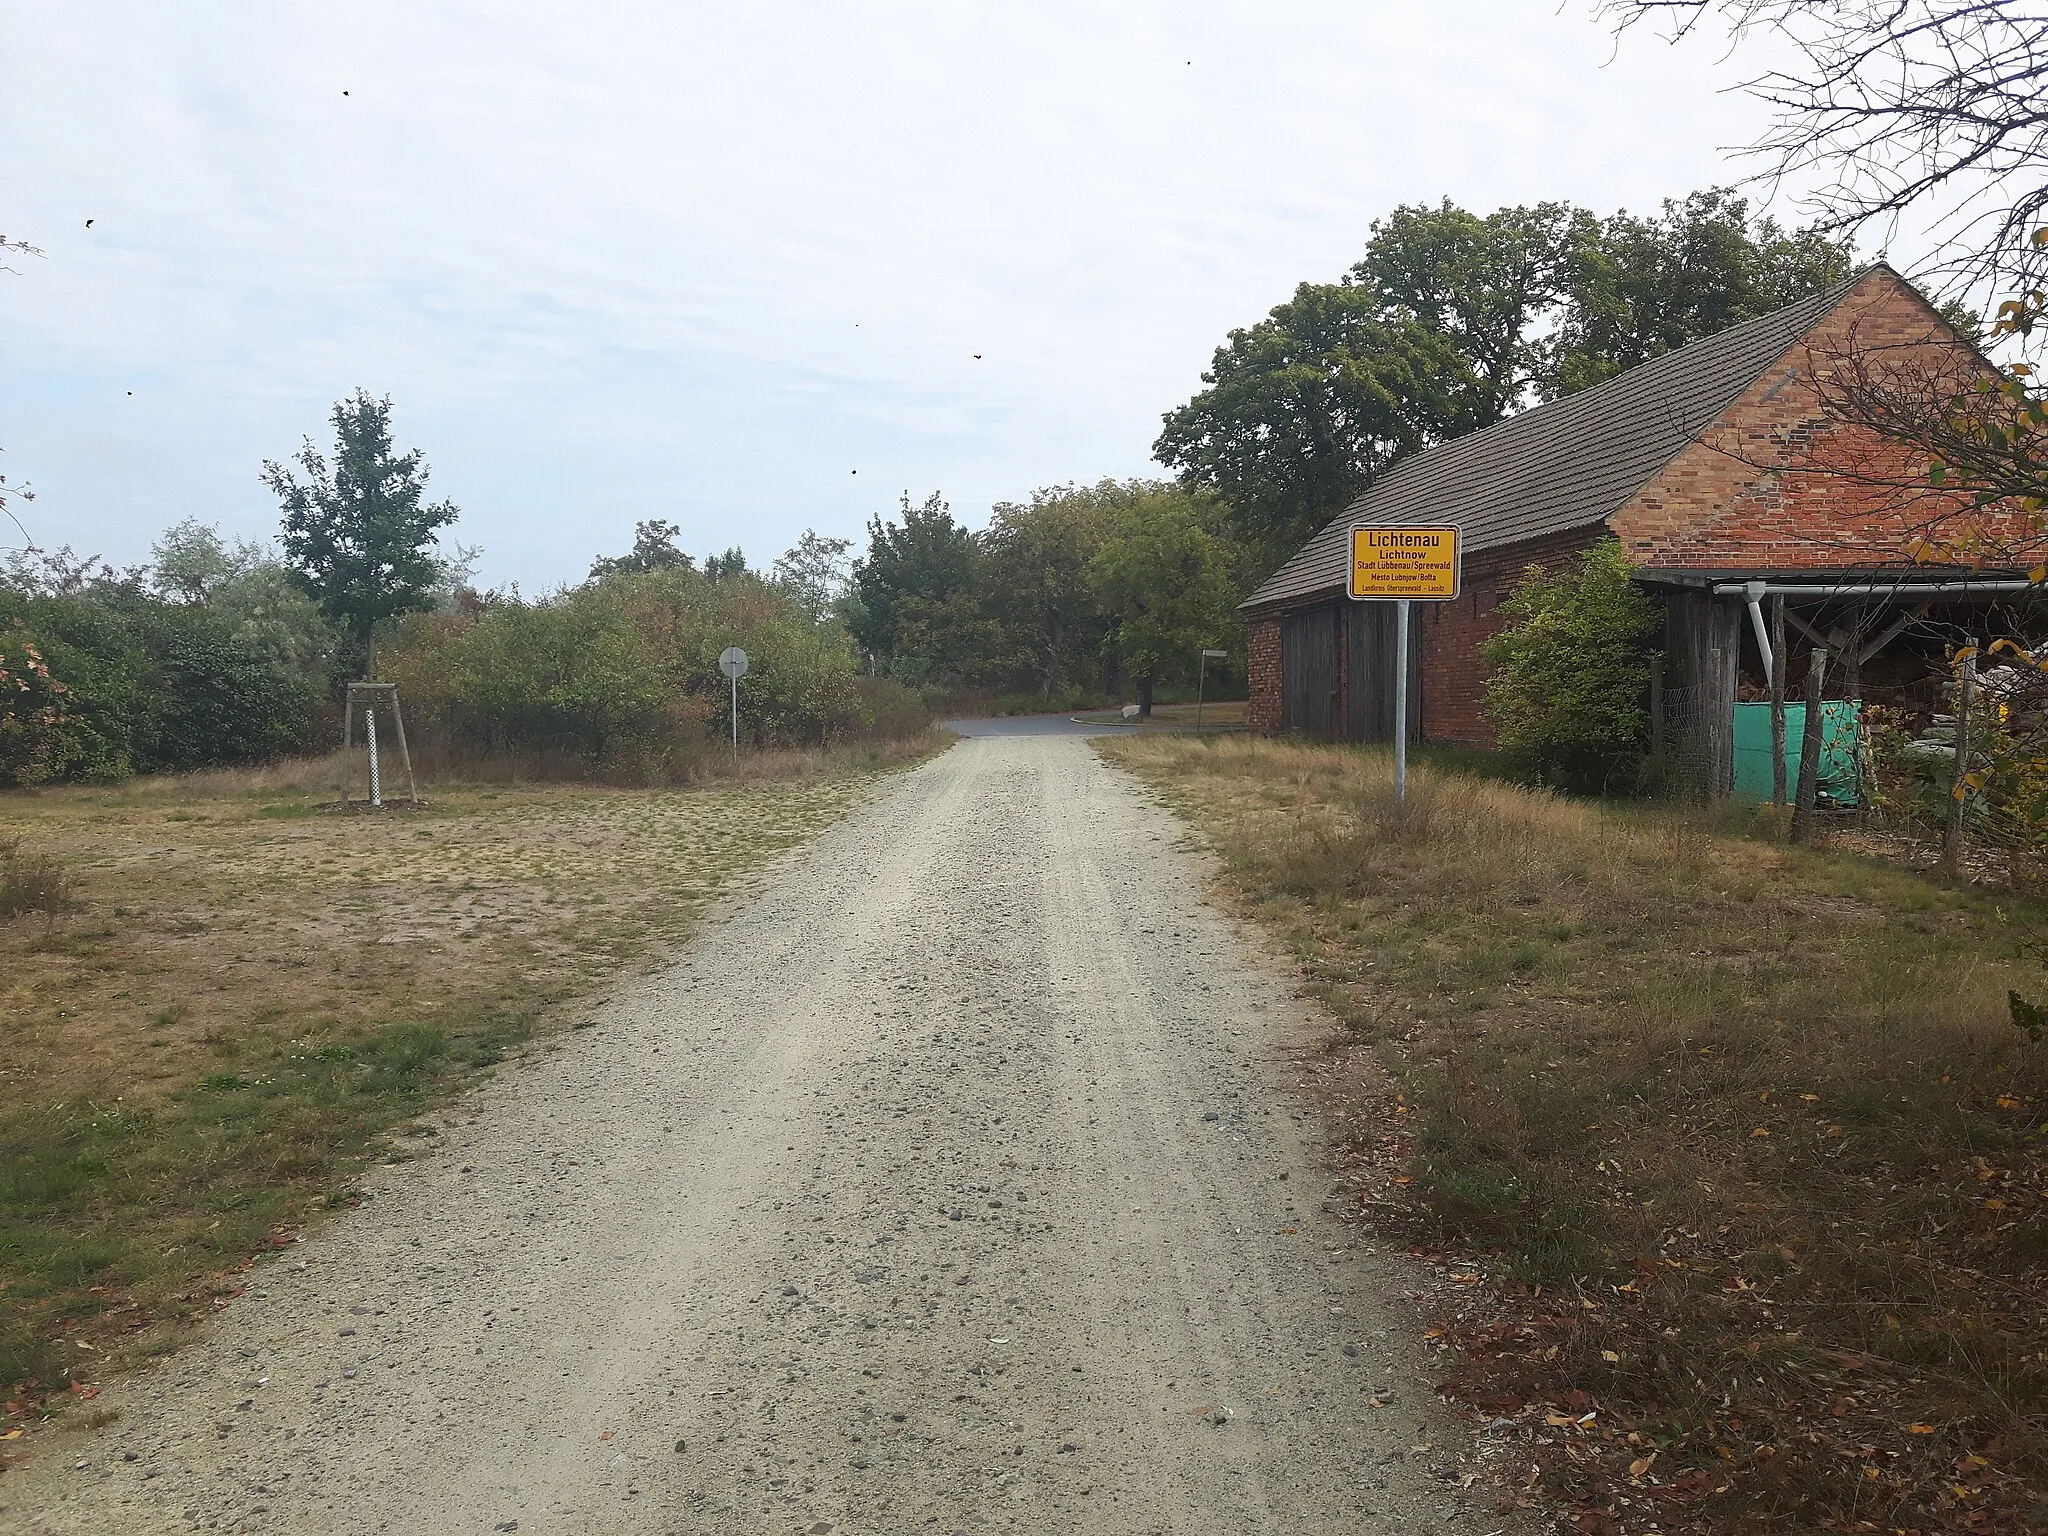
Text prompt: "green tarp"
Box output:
[[1731, 700, 1861, 806]]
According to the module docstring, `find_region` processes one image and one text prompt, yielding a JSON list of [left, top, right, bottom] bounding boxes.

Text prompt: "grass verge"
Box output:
[[0, 732, 945, 1432], [1105, 732, 2046, 1536]]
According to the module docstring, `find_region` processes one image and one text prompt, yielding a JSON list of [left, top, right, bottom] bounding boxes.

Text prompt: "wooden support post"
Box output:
[[1648, 652, 1665, 762], [1708, 645, 1730, 799], [1941, 642, 1977, 877], [340, 686, 356, 804], [1791, 647, 1828, 845], [1769, 594, 1788, 809], [389, 690, 420, 804]]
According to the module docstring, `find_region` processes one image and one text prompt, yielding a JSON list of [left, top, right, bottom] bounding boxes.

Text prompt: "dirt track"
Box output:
[[3, 730, 1496, 1535]]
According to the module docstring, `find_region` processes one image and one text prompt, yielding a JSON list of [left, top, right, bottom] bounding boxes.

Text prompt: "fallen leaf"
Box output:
[[1601, 1350, 1621, 1363], [0, 1428, 21, 1441], [1751, 1127, 1770, 1137], [1908, 1423, 1937, 1435]]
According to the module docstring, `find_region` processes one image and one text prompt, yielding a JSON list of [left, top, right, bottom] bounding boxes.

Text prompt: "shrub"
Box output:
[[850, 675, 934, 741], [381, 566, 917, 779], [0, 622, 75, 786], [0, 603, 143, 785], [1482, 537, 1662, 793], [0, 581, 332, 785]]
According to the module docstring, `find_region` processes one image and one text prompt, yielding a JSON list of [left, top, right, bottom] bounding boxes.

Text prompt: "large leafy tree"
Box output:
[[589, 519, 694, 581], [1087, 484, 1239, 715], [1354, 200, 1595, 422], [1159, 191, 1849, 579], [1547, 189, 1854, 395], [263, 390, 460, 663], [978, 486, 1118, 696], [1153, 282, 1474, 572], [848, 491, 984, 676]]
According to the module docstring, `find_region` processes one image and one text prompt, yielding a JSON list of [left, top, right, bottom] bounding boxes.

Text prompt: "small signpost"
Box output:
[[1347, 525, 1462, 806], [718, 646, 749, 752], [1196, 648, 1227, 729]]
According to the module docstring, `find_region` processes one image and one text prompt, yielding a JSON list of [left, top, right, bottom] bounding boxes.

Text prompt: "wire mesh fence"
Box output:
[[1654, 680, 1722, 802]]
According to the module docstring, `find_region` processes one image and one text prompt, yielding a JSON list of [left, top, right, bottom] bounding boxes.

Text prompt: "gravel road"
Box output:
[[4, 730, 1498, 1536]]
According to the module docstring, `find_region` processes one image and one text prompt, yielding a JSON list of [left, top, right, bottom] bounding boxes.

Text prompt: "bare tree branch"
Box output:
[[0, 235, 45, 277], [1601, 2, 2048, 293]]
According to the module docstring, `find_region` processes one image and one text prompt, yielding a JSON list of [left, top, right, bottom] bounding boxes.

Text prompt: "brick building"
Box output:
[[1239, 265, 2036, 788]]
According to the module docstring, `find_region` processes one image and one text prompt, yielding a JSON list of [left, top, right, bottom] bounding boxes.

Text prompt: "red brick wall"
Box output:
[[1611, 268, 2033, 568], [1246, 616, 1282, 730], [1419, 527, 1604, 749]]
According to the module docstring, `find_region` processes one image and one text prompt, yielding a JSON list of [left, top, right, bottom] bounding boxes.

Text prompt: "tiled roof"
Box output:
[[1241, 267, 1884, 611]]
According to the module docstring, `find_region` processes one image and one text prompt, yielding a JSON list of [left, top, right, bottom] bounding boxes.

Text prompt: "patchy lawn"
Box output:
[[1105, 732, 2048, 1536], [0, 737, 940, 1426]]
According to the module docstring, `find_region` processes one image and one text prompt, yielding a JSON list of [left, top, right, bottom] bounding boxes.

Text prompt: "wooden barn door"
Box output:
[[1280, 605, 1341, 737], [1345, 602, 1422, 743]]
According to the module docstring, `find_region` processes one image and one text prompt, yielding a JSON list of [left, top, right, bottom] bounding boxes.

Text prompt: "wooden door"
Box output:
[[1280, 605, 1341, 737], [1345, 601, 1422, 743]]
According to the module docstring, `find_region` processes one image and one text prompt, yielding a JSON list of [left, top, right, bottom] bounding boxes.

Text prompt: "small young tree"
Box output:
[[1482, 538, 1663, 791], [149, 518, 265, 604], [772, 530, 853, 621], [263, 390, 460, 668]]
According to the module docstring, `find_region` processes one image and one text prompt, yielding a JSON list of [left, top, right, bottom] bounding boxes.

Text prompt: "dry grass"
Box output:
[[0, 838, 73, 919], [1138, 700, 1248, 727], [1106, 733, 2048, 1536], [0, 735, 943, 1424]]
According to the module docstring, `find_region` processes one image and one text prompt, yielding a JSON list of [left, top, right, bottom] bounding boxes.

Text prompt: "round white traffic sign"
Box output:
[[718, 646, 749, 680]]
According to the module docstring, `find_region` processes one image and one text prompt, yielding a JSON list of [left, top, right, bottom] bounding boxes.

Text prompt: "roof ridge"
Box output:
[[1241, 265, 1901, 611], [1353, 267, 1874, 495]]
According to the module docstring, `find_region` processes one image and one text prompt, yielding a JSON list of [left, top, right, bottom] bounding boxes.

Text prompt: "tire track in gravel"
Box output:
[[3, 731, 1501, 1536]]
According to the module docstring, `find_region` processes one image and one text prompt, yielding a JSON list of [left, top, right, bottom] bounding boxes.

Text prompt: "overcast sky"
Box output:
[[5, 1, 1836, 590]]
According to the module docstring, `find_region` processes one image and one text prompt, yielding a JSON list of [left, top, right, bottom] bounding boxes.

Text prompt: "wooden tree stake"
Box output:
[[1941, 642, 1977, 876], [1770, 594, 1788, 808], [1791, 647, 1828, 845]]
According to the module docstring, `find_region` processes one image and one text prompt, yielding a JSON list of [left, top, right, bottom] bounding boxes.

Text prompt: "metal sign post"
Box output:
[[1347, 525, 1462, 808], [1197, 648, 1227, 729], [718, 647, 749, 752], [1392, 601, 1408, 807]]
